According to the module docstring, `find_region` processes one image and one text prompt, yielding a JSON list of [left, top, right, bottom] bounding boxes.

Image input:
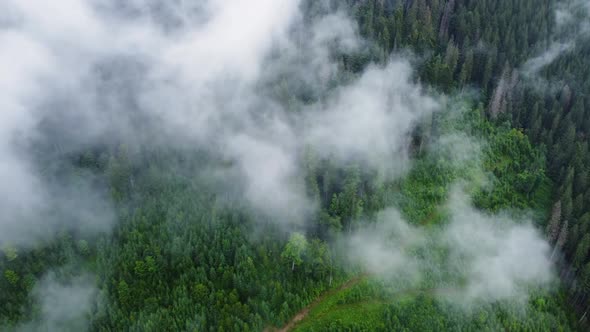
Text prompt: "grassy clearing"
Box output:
[[292, 279, 390, 331]]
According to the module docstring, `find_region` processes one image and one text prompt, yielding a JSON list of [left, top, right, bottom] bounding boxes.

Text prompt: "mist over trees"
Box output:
[[1, 0, 589, 331]]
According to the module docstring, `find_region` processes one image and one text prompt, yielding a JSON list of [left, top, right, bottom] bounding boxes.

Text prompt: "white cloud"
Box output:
[[345, 187, 554, 305]]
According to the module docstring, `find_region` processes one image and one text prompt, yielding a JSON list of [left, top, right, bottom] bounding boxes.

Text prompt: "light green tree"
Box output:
[[281, 233, 308, 271], [2, 245, 18, 261], [4, 270, 19, 286]]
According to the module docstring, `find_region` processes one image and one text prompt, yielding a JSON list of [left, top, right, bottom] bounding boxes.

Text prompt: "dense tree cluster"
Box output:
[[353, 0, 590, 322]]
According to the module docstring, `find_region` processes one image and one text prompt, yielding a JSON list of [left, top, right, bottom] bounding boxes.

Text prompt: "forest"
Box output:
[[1, 0, 589, 331]]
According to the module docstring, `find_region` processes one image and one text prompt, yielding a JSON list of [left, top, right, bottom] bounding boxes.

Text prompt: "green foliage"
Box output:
[[396, 105, 551, 225], [476, 128, 550, 213], [4, 270, 19, 286], [294, 278, 574, 332], [77, 240, 89, 256], [282, 233, 309, 271], [2, 246, 18, 262]]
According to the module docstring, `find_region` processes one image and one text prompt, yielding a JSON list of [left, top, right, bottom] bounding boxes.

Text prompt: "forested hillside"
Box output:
[[1, 0, 589, 331]]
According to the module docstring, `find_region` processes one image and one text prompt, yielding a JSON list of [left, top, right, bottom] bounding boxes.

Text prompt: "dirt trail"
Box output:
[[266, 214, 456, 332], [265, 276, 463, 332], [265, 274, 368, 332]]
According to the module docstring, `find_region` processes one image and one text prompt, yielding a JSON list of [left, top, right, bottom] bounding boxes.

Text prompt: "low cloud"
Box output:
[[521, 42, 573, 77], [442, 189, 553, 303], [15, 273, 99, 332], [305, 60, 437, 178], [345, 186, 554, 306], [0, 0, 438, 243], [520, 0, 590, 80]]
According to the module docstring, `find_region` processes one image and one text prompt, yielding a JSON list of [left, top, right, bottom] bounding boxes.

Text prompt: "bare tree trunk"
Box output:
[[329, 268, 333, 287]]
